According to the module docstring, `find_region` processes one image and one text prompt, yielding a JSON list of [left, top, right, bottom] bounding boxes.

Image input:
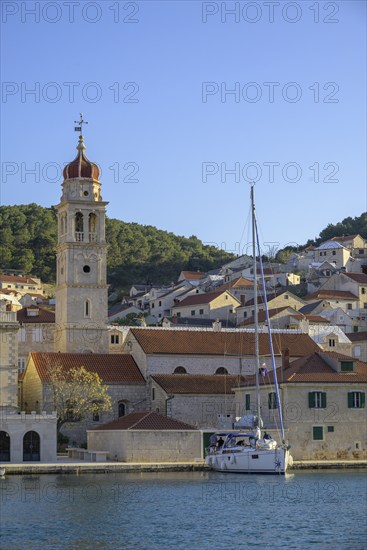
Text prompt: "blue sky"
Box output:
[[1, 0, 366, 256]]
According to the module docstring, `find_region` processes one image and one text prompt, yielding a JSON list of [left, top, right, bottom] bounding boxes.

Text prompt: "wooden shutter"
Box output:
[[321, 392, 327, 408], [348, 392, 354, 408], [309, 392, 315, 408], [361, 393, 365, 408]]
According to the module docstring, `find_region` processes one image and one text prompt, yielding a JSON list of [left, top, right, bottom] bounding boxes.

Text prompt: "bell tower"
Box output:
[[54, 117, 109, 353]]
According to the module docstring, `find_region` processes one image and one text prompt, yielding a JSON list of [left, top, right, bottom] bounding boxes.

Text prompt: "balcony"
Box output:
[[89, 232, 98, 242], [75, 232, 84, 242]]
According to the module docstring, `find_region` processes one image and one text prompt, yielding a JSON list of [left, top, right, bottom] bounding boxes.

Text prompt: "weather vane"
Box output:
[[74, 113, 88, 136]]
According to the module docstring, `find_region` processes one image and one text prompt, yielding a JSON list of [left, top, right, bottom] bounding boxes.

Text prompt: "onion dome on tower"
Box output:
[[63, 135, 100, 181]]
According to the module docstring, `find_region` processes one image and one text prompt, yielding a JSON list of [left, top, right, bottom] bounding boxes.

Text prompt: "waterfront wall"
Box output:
[[87, 429, 203, 462]]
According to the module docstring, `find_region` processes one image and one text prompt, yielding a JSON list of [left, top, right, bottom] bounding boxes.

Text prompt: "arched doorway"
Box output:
[[0, 431, 10, 462], [118, 402, 126, 417], [23, 431, 40, 462]]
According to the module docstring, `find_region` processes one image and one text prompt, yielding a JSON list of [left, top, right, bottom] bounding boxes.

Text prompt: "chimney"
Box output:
[[282, 348, 290, 370]]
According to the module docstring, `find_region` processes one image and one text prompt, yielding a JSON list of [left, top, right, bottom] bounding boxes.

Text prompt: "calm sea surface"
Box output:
[[1, 470, 366, 550]]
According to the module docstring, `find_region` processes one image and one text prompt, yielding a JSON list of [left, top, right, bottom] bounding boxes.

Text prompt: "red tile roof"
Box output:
[[290, 314, 330, 323], [152, 374, 245, 394], [238, 352, 367, 386], [94, 411, 196, 431], [0, 274, 38, 284], [17, 307, 55, 324], [173, 290, 239, 308], [29, 352, 145, 384], [348, 331, 367, 342], [180, 271, 206, 280], [345, 273, 367, 284], [129, 328, 319, 357], [215, 276, 253, 292], [306, 290, 359, 301]]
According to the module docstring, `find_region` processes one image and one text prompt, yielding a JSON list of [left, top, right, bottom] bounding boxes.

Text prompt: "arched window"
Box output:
[[118, 402, 126, 417], [84, 300, 91, 318], [75, 212, 84, 241], [215, 367, 228, 375], [89, 213, 97, 242], [173, 366, 187, 374], [0, 431, 10, 462], [23, 431, 40, 462]]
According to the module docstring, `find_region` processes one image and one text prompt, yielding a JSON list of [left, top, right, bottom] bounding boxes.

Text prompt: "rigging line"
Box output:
[[254, 212, 285, 442]]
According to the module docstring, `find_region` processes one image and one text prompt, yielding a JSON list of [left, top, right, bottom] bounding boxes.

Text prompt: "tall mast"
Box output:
[[251, 185, 261, 426]]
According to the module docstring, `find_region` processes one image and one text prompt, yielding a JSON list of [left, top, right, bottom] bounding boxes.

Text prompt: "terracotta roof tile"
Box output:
[[180, 271, 206, 280], [173, 290, 239, 308], [215, 276, 253, 292], [306, 290, 359, 301], [238, 352, 367, 386], [345, 273, 367, 284], [152, 374, 245, 394], [17, 307, 55, 324], [129, 328, 319, 357], [0, 275, 38, 284], [94, 411, 196, 431], [348, 331, 367, 342], [30, 352, 145, 384]]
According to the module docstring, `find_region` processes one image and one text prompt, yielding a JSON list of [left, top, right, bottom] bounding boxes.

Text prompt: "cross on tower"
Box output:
[[74, 113, 88, 135]]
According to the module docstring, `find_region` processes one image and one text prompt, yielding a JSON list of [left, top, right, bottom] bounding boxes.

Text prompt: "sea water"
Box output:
[[0, 470, 366, 550]]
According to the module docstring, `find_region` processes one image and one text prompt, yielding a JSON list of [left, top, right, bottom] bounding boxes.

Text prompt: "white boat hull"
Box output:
[[206, 448, 291, 474]]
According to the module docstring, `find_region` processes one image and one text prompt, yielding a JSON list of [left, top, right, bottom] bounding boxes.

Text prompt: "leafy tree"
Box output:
[[47, 364, 112, 434]]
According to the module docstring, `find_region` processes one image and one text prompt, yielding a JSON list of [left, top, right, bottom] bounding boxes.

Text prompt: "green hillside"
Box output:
[[0, 204, 234, 290]]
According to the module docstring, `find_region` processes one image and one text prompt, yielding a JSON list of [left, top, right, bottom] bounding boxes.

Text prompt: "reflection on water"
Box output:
[[1, 471, 366, 549]]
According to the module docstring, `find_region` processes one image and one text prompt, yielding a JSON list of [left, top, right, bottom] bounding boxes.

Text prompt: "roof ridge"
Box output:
[[128, 411, 152, 430]]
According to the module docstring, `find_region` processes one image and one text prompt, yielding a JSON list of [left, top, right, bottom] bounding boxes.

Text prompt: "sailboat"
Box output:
[[205, 186, 292, 474]]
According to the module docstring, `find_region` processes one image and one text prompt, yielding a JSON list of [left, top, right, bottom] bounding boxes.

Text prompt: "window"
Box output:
[[111, 334, 119, 345], [151, 303, 155, 308], [309, 392, 326, 408], [353, 346, 361, 358], [199, 309, 204, 315], [332, 251, 336, 255], [174, 366, 187, 374], [93, 412, 100, 422], [215, 367, 228, 375], [327, 426, 334, 432], [362, 288, 366, 294], [245, 394, 251, 411], [285, 294, 289, 300], [329, 339, 336, 347], [358, 249, 364, 255], [176, 312, 181, 318], [348, 392, 365, 408], [158, 301, 162, 307], [83, 265, 91, 273], [18, 358, 26, 373], [225, 295, 228, 300], [313, 426, 324, 440], [84, 300, 90, 318], [347, 303, 352, 310], [191, 310, 195, 316], [243, 312, 247, 318], [268, 392, 278, 409], [341, 361, 354, 372], [152, 388, 155, 401], [229, 309, 233, 313]]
